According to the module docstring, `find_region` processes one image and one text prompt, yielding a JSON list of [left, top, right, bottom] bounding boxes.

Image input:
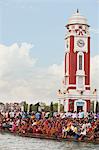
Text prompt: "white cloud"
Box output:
[[91, 55, 99, 94], [0, 43, 36, 79], [0, 43, 38, 103], [0, 42, 98, 104], [0, 43, 63, 104], [48, 63, 63, 77]]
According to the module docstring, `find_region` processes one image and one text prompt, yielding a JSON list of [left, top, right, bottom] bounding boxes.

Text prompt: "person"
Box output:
[[88, 112, 94, 122], [62, 126, 67, 138], [78, 110, 84, 119], [10, 111, 15, 120], [0, 108, 99, 142], [72, 111, 77, 119], [79, 121, 87, 140]]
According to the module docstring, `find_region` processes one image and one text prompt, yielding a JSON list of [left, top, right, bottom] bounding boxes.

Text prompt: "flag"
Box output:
[[67, 88, 69, 93], [93, 89, 97, 95], [62, 79, 65, 85], [62, 79, 66, 85], [57, 89, 62, 96], [58, 89, 62, 94]]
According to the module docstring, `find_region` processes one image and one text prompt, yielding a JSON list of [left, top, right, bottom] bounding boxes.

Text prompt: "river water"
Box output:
[[0, 133, 99, 150]]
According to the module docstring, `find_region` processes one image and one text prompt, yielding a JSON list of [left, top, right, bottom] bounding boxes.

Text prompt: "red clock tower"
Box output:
[[63, 10, 91, 113]]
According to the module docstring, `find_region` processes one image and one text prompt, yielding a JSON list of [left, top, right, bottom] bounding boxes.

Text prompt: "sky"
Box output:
[[0, 0, 98, 104]]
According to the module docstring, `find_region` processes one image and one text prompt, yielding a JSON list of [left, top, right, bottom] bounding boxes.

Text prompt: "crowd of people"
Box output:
[[0, 110, 99, 142]]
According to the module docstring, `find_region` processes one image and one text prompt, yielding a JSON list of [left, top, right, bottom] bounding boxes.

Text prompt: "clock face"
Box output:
[[77, 39, 85, 47]]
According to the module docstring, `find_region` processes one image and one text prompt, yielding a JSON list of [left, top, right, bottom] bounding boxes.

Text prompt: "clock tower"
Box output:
[[64, 10, 90, 113]]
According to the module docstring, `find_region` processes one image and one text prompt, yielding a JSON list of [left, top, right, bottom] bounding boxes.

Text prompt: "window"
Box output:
[[79, 55, 82, 70], [78, 76, 84, 89]]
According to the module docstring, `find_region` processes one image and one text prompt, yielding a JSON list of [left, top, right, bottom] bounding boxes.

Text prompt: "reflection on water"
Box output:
[[0, 133, 99, 150]]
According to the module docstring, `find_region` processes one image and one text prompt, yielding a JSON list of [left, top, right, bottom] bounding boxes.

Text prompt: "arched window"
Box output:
[[79, 55, 82, 70]]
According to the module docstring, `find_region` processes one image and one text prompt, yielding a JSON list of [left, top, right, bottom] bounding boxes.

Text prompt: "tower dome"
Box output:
[[67, 10, 89, 26]]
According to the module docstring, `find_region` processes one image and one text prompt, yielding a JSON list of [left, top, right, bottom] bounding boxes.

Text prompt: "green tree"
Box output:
[[50, 102, 53, 117], [23, 102, 28, 112], [32, 105, 38, 112], [53, 103, 58, 112], [44, 105, 50, 112], [96, 101, 99, 113], [60, 104, 64, 112], [91, 101, 94, 112], [34, 102, 40, 112], [29, 104, 33, 112]]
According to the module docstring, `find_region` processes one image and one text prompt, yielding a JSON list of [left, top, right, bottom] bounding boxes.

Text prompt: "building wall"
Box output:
[[69, 36, 77, 85], [84, 37, 90, 86]]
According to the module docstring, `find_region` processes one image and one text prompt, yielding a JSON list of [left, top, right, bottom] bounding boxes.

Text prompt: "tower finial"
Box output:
[[77, 9, 79, 13]]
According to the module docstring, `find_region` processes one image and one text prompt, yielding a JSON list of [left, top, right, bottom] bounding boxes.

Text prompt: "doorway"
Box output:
[[77, 106, 83, 113], [74, 99, 87, 114]]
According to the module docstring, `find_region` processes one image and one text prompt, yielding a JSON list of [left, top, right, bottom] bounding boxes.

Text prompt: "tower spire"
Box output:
[[77, 9, 79, 13]]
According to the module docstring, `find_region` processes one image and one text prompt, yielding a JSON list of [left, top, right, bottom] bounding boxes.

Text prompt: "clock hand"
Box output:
[[79, 40, 83, 44]]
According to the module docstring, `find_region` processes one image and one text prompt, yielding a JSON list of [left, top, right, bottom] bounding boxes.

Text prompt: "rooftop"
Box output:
[[67, 9, 89, 26]]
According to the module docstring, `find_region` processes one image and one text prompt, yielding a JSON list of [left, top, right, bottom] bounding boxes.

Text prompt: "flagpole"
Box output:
[[57, 89, 62, 114]]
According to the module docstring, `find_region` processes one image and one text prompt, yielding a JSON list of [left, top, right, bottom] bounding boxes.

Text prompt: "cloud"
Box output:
[[0, 43, 38, 103], [91, 55, 99, 94], [48, 63, 63, 77], [0, 42, 98, 104], [0, 43, 36, 79], [0, 43, 63, 104]]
